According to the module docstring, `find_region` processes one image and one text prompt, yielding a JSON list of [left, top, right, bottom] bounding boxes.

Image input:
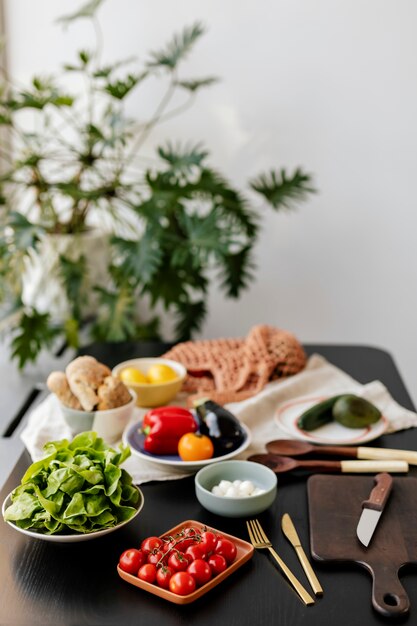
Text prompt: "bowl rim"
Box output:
[[2, 485, 144, 542], [57, 389, 137, 416], [112, 357, 186, 389], [195, 459, 277, 499], [124, 422, 252, 471]]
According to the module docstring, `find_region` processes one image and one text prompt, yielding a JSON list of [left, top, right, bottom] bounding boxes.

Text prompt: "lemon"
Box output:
[[120, 366, 148, 385], [147, 363, 178, 384]]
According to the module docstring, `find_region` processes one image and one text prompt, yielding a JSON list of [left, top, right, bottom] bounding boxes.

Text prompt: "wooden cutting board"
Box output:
[[308, 475, 417, 618]]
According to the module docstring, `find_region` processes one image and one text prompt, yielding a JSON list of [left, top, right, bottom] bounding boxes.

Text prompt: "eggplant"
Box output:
[[194, 399, 246, 457]]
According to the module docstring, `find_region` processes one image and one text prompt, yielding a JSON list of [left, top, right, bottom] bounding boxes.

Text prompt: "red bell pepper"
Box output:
[[142, 406, 198, 455]]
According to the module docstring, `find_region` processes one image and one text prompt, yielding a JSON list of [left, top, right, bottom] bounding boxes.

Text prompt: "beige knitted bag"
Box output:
[[163, 324, 306, 404]]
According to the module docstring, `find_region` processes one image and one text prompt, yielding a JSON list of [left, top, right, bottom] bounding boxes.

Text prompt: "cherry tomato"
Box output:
[[187, 559, 212, 585], [215, 538, 237, 564], [177, 537, 197, 550], [161, 538, 177, 553], [185, 544, 205, 561], [169, 571, 196, 596], [156, 566, 173, 589], [168, 550, 191, 571], [138, 563, 157, 583], [118, 549, 146, 574], [141, 536, 163, 554], [199, 531, 217, 555], [147, 550, 164, 565], [207, 553, 227, 575], [176, 529, 199, 550], [177, 433, 214, 461]]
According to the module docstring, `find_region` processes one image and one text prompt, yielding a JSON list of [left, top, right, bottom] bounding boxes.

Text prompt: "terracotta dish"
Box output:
[[117, 519, 254, 604]]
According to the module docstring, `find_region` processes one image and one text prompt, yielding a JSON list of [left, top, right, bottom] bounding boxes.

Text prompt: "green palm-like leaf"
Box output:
[[174, 299, 207, 341], [92, 286, 136, 342], [158, 142, 208, 173], [176, 77, 218, 92], [218, 245, 256, 298], [11, 311, 61, 369], [8, 212, 44, 251], [63, 50, 93, 73], [0, 237, 10, 278], [147, 23, 205, 70], [112, 230, 163, 284], [104, 73, 147, 100], [172, 210, 227, 268], [135, 317, 161, 341], [0, 112, 12, 125], [250, 168, 315, 210], [143, 259, 190, 309], [78, 50, 91, 65], [145, 169, 183, 193], [92, 57, 137, 79], [5, 91, 74, 111], [57, 0, 104, 26], [4, 77, 74, 111], [195, 168, 259, 238], [54, 182, 118, 202], [59, 254, 87, 319]]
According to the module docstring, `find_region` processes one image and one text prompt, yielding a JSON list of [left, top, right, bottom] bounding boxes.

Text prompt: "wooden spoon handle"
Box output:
[[312, 445, 359, 458], [297, 460, 343, 472]]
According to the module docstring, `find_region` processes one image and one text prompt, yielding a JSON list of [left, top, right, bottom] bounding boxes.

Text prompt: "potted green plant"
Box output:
[[0, 0, 315, 368]]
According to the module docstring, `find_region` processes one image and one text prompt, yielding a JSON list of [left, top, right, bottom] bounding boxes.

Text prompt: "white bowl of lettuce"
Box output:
[[2, 431, 144, 542]]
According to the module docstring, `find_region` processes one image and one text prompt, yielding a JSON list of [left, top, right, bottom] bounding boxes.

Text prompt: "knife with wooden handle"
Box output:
[[281, 513, 323, 596], [356, 472, 393, 547]]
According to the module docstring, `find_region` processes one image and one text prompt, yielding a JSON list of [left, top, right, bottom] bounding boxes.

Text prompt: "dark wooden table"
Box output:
[[1, 344, 416, 626]]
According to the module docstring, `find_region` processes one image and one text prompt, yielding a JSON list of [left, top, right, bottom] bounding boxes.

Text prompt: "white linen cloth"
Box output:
[[21, 354, 417, 484]]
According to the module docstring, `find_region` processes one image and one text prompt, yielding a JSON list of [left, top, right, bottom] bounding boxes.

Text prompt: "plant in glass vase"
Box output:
[[0, 0, 315, 368]]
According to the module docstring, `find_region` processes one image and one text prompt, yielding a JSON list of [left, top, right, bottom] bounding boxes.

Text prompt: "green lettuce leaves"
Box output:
[[3, 431, 140, 534]]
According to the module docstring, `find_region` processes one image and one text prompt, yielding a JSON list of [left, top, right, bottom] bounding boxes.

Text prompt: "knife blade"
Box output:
[[356, 472, 393, 547], [281, 513, 323, 595]]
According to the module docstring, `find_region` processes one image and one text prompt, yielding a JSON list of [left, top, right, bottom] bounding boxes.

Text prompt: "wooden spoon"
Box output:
[[265, 440, 417, 465], [247, 453, 409, 475]]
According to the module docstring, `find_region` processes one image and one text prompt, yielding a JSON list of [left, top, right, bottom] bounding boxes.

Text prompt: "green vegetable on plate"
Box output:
[[297, 394, 382, 431], [332, 394, 381, 428], [296, 395, 343, 431], [3, 431, 140, 535]]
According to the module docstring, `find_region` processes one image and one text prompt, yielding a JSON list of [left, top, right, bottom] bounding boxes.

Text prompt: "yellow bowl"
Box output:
[[112, 358, 186, 408]]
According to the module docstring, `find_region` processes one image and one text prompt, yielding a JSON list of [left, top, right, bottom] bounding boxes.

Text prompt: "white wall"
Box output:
[[5, 0, 417, 404]]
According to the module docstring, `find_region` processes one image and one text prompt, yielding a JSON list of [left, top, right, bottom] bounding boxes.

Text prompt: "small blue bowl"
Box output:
[[195, 460, 277, 518]]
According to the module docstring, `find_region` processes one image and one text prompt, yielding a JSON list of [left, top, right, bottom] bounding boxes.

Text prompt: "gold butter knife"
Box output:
[[281, 513, 323, 596]]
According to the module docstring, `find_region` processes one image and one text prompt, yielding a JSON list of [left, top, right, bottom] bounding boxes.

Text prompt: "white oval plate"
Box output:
[[275, 395, 388, 445], [2, 486, 144, 543], [123, 421, 252, 472]]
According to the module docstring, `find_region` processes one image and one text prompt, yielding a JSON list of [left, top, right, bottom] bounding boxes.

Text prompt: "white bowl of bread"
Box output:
[[47, 355, 136, 443]]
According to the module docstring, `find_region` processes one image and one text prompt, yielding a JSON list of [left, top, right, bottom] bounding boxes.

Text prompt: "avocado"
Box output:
[[297, 395, 344, 431], [332, 394, 381, 429]]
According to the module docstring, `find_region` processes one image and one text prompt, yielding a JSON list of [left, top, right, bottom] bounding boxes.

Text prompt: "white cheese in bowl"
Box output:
[[211, 479, 266, 498]]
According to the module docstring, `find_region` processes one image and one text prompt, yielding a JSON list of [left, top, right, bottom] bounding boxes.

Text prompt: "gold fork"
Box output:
[[246, 519, 315, 606]]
